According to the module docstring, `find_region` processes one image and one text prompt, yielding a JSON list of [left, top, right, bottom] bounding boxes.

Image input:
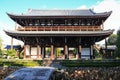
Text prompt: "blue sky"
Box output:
[[0, 0, 101, 29], [0, 0, 100, 24], [0, 0, 120, 45]]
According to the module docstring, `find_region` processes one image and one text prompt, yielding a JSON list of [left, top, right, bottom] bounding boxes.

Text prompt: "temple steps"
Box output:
[[42, 59, 65, 69]]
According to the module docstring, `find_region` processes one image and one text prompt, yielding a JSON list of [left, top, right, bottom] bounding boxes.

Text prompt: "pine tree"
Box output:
[[107, 34, 117, 45], [115, 29, 120, 58]]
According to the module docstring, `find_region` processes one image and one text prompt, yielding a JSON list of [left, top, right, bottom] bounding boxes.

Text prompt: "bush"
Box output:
[[61, 60, 120, 67], [0, 59, 43, 67], [5, 49, 18, 59]]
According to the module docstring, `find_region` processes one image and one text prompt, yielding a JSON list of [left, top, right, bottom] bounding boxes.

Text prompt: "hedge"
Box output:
[[61, 60, 120, 67], [0, 59, 42, 67]]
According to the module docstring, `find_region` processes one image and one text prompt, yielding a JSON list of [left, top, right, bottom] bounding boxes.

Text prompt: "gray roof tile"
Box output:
[[7, 9, 112, 17]]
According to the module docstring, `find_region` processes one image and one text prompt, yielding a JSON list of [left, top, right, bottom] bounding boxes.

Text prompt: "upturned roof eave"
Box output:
[[4, 29, 114, 37], [6, 10, 112, 18]]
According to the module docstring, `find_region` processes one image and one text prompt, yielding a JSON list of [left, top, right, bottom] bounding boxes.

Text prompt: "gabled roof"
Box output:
[[7, 9, 112, 17]]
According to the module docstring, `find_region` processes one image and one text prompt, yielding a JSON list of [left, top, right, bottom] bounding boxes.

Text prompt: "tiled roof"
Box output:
[[7, 9, 112, 17], [25, 9, 95, 16], [4, 29, 114, 37]]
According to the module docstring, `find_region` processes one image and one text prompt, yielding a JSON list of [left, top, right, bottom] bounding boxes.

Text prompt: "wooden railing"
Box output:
[[17, 26, 103, 31]]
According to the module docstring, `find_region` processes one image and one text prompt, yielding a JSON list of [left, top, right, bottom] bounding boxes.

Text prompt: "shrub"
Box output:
[[0, 59, 43, 67], [61, 60, 120, 67], [5, 49, 18, 59]]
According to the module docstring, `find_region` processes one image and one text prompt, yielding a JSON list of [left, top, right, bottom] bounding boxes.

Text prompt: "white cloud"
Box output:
[[77, 0, 120, 33], [0, 23, 11, 45], [77, 5, 88, 9], [0, 22, 23, 46], [92, 0, 120, 44], [77, 0, 120, 44], [92, 0, 120, 33]]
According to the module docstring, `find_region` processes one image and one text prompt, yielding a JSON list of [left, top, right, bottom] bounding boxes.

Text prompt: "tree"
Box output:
[[0, 37, 3, 58], [107, 34, 117, 45], [5, 49, 18, 59], [56, 48, 61, 57], [73, 48, 77, 56], [115, 30, 120, 58]]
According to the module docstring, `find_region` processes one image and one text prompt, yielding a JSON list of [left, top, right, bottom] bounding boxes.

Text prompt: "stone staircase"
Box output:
[[42, 59, 66, 69]]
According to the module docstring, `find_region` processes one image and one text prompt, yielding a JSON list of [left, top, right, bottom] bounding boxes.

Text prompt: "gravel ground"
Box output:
[[0, 66, 120, 80]]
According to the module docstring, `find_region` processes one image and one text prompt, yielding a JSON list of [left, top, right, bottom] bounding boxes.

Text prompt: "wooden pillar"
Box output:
[[50, 37, 54, 60], [78, 38, 82, 59], [64, 37, 69, 59], [50, 45, 54, 60], [39, 46, 42, 59], [90, 45, 93, 59], [29, 45, 31, 58], [11, 38, 13, 50], [42, 47, 45, 59], [64, 45, 69, 59], [78, 45, 82, 59], [37, 45, 40, 59], [76, 47, 79, 59], [54, 47, 56, 59], [105, 38, 107, 57], [24, 45, 26, 59]]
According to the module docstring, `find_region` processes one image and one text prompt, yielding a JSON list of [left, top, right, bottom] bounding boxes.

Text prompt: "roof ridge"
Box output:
[[28, 8, 91, 11]]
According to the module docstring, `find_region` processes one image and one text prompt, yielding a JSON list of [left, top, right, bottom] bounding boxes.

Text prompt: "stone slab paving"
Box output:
[[3, 67, 55, 80]]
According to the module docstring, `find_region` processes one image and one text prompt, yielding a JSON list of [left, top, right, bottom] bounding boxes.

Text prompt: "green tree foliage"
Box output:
[[107, 34, 117, 45], [56, 48, 61, 56], [46, 48, 50, 54], [5, 49, 18, 59], [73, 48, 77, 56], [115, 30, 120, 58], [46, 48, 50, 57], [0, 37, 3, 58]]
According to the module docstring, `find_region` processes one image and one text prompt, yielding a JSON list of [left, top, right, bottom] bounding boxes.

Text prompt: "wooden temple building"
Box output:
[[4, 9, 114, 59]]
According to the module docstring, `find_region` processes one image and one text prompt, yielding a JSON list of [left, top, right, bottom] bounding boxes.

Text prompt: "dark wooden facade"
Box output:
[[5, 9, 114, 59]]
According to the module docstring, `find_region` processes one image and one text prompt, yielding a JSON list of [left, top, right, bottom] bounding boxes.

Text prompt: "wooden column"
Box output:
[[29, 45, 31, 58], [64, 45, 69, 59], [24, 45, 26, 59], [54, 47, 56, 59], [50, 37, 54, 60], [50, 45, 54, 60], [90, 45, 93, 59], [37, 45, 40, 59], [42, 47, 45, 59], [76, 47, 79, 59], [64, 37, 69, 59], [90, 45, 92, 59], [39, 46, 42, 59], [78, 45, 82, 59], [105, 38, 107, 57], [11, 38, 13, 50], [78, 38, 82, 59]]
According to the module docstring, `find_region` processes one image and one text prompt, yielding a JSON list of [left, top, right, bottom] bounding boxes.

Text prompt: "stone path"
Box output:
[[42, 59, 66, 69]]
